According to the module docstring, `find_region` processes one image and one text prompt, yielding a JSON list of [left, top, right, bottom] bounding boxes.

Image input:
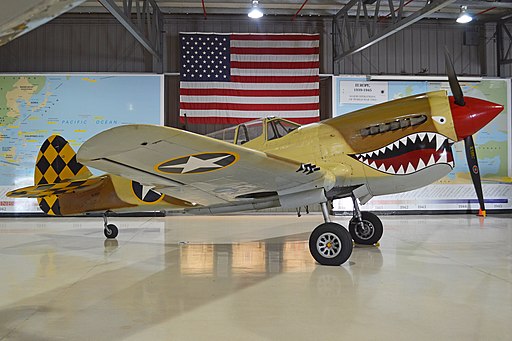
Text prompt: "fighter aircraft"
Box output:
[[6, 54, 504, 266]]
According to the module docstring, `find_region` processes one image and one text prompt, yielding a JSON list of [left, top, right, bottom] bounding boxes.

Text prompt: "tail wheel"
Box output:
[[349, 211, 383, 245], [309, 222, 353, 266], [104, 224, 118, 239]]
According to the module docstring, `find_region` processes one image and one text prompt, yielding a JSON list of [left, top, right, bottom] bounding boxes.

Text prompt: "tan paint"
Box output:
[[59, 176, 136, 215], [109, 175, 195, 208], [58, 174, 196, 215], [323, 91, 456, 153]]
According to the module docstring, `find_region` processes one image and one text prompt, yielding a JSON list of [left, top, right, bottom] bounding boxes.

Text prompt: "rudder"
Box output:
[[35, 135, 93, 215]]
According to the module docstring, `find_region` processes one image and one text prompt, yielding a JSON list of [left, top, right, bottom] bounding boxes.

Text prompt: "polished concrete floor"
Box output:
[[0, 213, 511, 340]]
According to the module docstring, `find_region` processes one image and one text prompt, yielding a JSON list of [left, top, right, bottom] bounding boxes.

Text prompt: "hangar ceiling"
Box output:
[[73, 0, 512, 20], [2, 0, 512, 73]]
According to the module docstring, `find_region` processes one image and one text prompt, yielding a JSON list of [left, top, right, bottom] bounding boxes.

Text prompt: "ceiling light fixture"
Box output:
[[248, 0, 263, 19], [456, 6, 473, 24]]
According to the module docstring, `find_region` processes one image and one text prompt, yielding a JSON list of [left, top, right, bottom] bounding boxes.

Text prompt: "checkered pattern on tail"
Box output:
[[35, 135, 93, 215]]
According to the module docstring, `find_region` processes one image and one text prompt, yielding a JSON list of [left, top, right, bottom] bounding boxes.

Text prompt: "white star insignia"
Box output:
[[141, 185, 155, 200], [160, 155, 231, 174]]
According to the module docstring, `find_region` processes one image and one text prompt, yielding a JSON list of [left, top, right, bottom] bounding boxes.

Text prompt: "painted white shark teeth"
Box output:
[[427, 154, 436, 167], [435, 135, 445, 151], [438, 151, 448, 164], [353, 132, 455, 175], [417, 158, 426, 170], [406, 162, 415, 174]]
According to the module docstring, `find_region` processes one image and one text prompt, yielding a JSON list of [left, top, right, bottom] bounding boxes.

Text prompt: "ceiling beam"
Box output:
[[333, 0, 457, 62], [98, 0, 163, 69]]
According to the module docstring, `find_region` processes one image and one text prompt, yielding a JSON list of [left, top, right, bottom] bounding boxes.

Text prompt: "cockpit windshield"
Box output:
[[207, 118, 300, 144], [235, 119, 264, 145], [266, 119, 300, 141]]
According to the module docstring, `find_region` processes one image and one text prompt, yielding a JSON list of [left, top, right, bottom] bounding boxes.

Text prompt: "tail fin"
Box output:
[[35, 135, 92, 215]]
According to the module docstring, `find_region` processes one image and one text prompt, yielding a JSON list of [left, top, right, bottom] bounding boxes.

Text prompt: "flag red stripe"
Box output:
[[231, 47, 319, 55], [180, 102, 319, 111], [230, 75, 319, 83], [231, 34, 319, 41], [180, 88, 319, 97], [231, 61, 319, 69], [180, 116, 320, 125]]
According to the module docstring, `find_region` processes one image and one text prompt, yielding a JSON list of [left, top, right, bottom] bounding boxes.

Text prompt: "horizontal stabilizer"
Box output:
[[7, 177, 105, 198]]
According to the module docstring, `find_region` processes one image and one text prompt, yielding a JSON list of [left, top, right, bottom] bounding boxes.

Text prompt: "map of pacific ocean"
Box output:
[[0, 75, 162, 212]]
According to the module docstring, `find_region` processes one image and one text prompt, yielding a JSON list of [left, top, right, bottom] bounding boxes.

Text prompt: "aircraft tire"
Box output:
[[309, 222, 353, 266], [104, 224, 119, 239], [349, 211, 383, 245]]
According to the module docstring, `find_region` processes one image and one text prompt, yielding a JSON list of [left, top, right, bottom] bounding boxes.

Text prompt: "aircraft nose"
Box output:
[[449, 96, 503, 141]]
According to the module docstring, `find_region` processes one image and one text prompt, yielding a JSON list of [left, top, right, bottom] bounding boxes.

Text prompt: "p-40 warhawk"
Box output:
[[7, 57, 504, 266]]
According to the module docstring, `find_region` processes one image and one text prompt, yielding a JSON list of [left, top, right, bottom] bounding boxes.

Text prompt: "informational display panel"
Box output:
[[332, 76, 512, 212], [0, 74, 164, 213]]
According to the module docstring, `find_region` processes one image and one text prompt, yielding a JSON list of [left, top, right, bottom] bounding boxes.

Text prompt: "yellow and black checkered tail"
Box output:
[[35, 135, 93, 216]]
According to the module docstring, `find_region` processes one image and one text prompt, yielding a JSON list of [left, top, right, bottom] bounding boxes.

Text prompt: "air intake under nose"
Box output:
[[449, 96, 503, 141]]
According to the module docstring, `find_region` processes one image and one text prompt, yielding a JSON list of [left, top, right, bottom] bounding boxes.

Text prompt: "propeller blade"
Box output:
[[444, 48, 465, 106], [463, 135, 486, 216]]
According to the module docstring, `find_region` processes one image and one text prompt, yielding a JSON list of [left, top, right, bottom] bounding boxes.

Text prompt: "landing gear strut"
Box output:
[[308, 202, 353, 266], [348, 194, 383, 245], [103, 211, 118, 239]]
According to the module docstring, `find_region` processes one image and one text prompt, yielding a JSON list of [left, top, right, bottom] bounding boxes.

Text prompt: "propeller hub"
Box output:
[[449, 96, 503, 141]]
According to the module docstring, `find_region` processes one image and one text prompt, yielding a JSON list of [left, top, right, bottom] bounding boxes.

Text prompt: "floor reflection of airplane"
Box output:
[[6, 54, 504, 266]]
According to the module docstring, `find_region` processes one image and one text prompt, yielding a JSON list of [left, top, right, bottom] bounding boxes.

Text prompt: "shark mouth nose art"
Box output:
[[351, 132, 455, 175]]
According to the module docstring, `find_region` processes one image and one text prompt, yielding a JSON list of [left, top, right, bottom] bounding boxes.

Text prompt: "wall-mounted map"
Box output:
[[0, 75, 163, 213], [333, 77, 511, 212]]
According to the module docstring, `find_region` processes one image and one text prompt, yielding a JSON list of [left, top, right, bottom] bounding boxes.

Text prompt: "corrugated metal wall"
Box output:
[[0, 15, 151, 72], [335, 21, 494, 76], [0, 13, 507, 132], [0, 14, 502, 76]]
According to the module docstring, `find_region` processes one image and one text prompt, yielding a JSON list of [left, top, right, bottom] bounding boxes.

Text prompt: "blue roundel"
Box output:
[[131, 181, 163, 202]]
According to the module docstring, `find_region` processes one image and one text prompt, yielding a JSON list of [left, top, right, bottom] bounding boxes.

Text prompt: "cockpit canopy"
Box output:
[[207, 117, 301, 145]]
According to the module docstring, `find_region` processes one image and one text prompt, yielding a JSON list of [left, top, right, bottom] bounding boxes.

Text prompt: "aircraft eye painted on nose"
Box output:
[[432, 116, 447, 124]]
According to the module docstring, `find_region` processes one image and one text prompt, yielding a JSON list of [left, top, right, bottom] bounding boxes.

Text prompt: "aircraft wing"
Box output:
[[7, 177, 105, 198], [77, 125, 335, 207]]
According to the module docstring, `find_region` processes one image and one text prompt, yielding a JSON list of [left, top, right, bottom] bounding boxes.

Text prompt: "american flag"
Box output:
[[179, 33, 320, 125]]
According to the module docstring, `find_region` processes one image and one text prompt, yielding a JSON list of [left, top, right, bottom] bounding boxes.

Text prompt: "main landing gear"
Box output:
[[308, 195, 384, 266], [103, 211, 118, 239], [308, 202, 353, 266], [348, 194, 383, 245]]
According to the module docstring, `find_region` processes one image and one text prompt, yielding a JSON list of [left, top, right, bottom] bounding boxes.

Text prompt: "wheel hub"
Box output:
[[316, 232, 342, 258], [356, 221, 375, 240]]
